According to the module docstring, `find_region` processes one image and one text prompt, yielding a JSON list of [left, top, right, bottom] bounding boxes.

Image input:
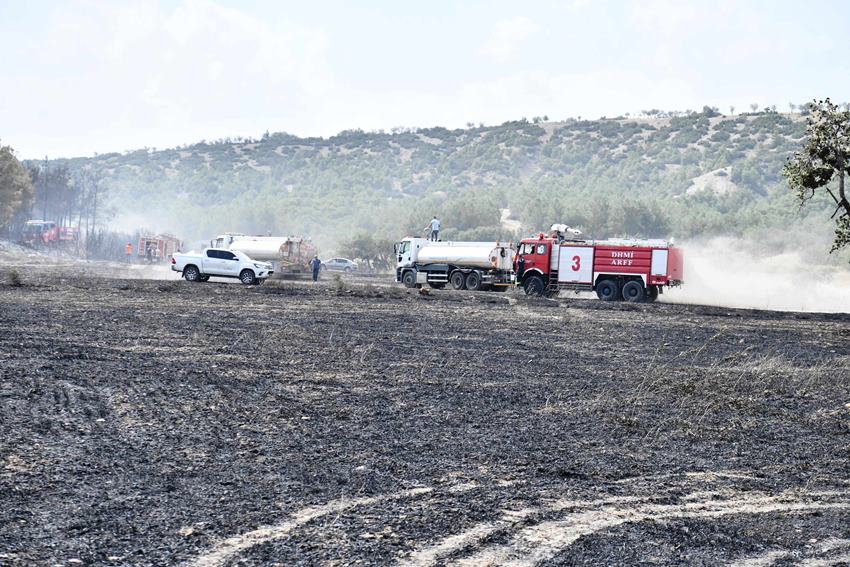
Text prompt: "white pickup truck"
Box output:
[[171, 248, 274, 285]]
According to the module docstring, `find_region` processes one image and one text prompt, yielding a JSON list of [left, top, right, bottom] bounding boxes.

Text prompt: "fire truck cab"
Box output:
[[515, 227, 684, 302]]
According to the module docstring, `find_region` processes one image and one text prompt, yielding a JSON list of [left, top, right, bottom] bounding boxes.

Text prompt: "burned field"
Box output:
[[1, 273, 849, 566]]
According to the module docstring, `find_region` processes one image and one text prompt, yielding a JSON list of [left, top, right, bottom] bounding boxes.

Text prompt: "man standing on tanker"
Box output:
[[424, 216, 440, 241], [310, 255, 322, 282]]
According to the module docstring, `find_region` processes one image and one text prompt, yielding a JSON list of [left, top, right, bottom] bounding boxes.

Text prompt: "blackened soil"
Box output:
[[1, 276, 849, 566]]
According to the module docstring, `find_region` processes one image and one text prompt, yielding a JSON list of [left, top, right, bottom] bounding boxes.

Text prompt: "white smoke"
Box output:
[[664, 237, 850, 313]]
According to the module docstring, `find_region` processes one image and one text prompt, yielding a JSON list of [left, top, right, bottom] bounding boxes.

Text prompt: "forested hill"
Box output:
[[39, 108, 832, 252]]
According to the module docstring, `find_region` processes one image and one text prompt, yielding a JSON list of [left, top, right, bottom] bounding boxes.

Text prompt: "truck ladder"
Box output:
[[547, 269, 559, 293]]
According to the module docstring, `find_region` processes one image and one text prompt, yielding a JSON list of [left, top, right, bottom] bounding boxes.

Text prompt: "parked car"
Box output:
[[171, 248, 273, 284], [321, 257, 358, 272]]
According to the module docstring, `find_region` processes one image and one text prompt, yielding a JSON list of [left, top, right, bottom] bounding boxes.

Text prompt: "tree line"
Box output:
[[0, 144, 125, 258]]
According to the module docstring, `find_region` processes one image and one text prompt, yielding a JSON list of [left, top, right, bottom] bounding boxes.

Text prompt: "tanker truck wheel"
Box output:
[[450, 271, 466, 290], [596, 279, 620, 301], [621, 280, 645, 302], [523, 275, 545, 296], [402, 270, 417, 288], [465, 271, 483, 291]]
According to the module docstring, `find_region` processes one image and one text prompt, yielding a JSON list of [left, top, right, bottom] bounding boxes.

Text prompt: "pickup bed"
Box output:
[[171, 248, 273, 284]]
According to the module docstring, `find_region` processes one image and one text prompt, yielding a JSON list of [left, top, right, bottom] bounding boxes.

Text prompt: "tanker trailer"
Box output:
[[394, 237, 515, 291], [211, 234, 315, 274]]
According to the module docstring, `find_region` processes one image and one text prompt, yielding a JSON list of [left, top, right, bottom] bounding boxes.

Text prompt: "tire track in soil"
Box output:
[[186, 487, 433, 567], [448, 491, 850, 566], [728, 539, 850, 567], [186, 472, 850, 567]]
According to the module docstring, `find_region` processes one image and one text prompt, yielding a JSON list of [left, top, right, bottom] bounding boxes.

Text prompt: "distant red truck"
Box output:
[[21, 220, 78, 248], [516, 227, 684, 302], [137, 233, 183, 263]]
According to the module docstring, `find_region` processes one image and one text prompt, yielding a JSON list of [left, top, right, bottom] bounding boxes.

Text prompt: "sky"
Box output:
[[1, 0, 849, 159]]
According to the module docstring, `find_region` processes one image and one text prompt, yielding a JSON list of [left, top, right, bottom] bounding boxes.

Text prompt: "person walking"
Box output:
[[125, 242, 133, 263], [424, 216, 441, 241], [310, 255, 322, 282]]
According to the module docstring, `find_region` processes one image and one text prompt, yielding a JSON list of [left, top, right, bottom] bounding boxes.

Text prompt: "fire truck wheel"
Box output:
[[621, 280, 645, 302], [198, 275, 210, 282], [596, 279, 620, 301], [240, 269, 257, 285], [465, 271, 483, 291], [646, 285, 659, 302], [450, 271, 466, 290], [523, 275, 545, 296], [183, 265, 200, 282], [402, 270, 417, 288]]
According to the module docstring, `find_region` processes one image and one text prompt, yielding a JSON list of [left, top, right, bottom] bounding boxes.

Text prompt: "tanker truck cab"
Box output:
[[211, 233, 243, 249], [395, 238, 417, 268]]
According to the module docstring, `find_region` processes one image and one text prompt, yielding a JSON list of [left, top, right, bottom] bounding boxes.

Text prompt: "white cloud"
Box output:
[[5, 0, 332, 157], [631, 0, 697, 33], [479, 16, 540, 63]]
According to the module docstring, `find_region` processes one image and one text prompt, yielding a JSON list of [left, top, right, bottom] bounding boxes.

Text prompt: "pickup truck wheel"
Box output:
[[523, 275, 545, 296], [198, 275, 210, 282], [184, 265, 200, 282], [450, 271, 466, 290], [402, 270, 417, 288], [622, 280, 645, 302], [596, 279, 620, 301], [465, 271, 483, 291], [240, 269, 256, 285]]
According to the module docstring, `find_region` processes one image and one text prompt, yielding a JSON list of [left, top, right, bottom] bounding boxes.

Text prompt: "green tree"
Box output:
[[0, 144, 34, 229], [782, 98, 850, 252]]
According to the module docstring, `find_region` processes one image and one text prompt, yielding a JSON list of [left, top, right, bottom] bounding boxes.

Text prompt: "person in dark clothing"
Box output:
[[310, 256, 322, 282]]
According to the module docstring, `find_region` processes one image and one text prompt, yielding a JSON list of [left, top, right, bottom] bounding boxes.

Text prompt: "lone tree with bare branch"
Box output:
[[783, 98, 850, 253]]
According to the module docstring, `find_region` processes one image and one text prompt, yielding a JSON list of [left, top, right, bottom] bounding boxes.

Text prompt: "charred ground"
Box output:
[[1, 270, 849, 566]]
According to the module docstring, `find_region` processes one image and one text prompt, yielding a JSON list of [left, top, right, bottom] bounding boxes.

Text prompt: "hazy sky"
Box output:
[[2, 0, 848, 158]]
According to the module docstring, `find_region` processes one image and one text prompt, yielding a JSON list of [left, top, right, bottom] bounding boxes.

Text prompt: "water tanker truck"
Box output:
[[211, 233, 317, 274], [394, 237, 516, 291]]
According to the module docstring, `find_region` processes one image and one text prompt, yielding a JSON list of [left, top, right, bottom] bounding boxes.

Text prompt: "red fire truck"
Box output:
[[137, 233, 183, 263], [21, 220, 79, 249], [516, 227, 684, 302]]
